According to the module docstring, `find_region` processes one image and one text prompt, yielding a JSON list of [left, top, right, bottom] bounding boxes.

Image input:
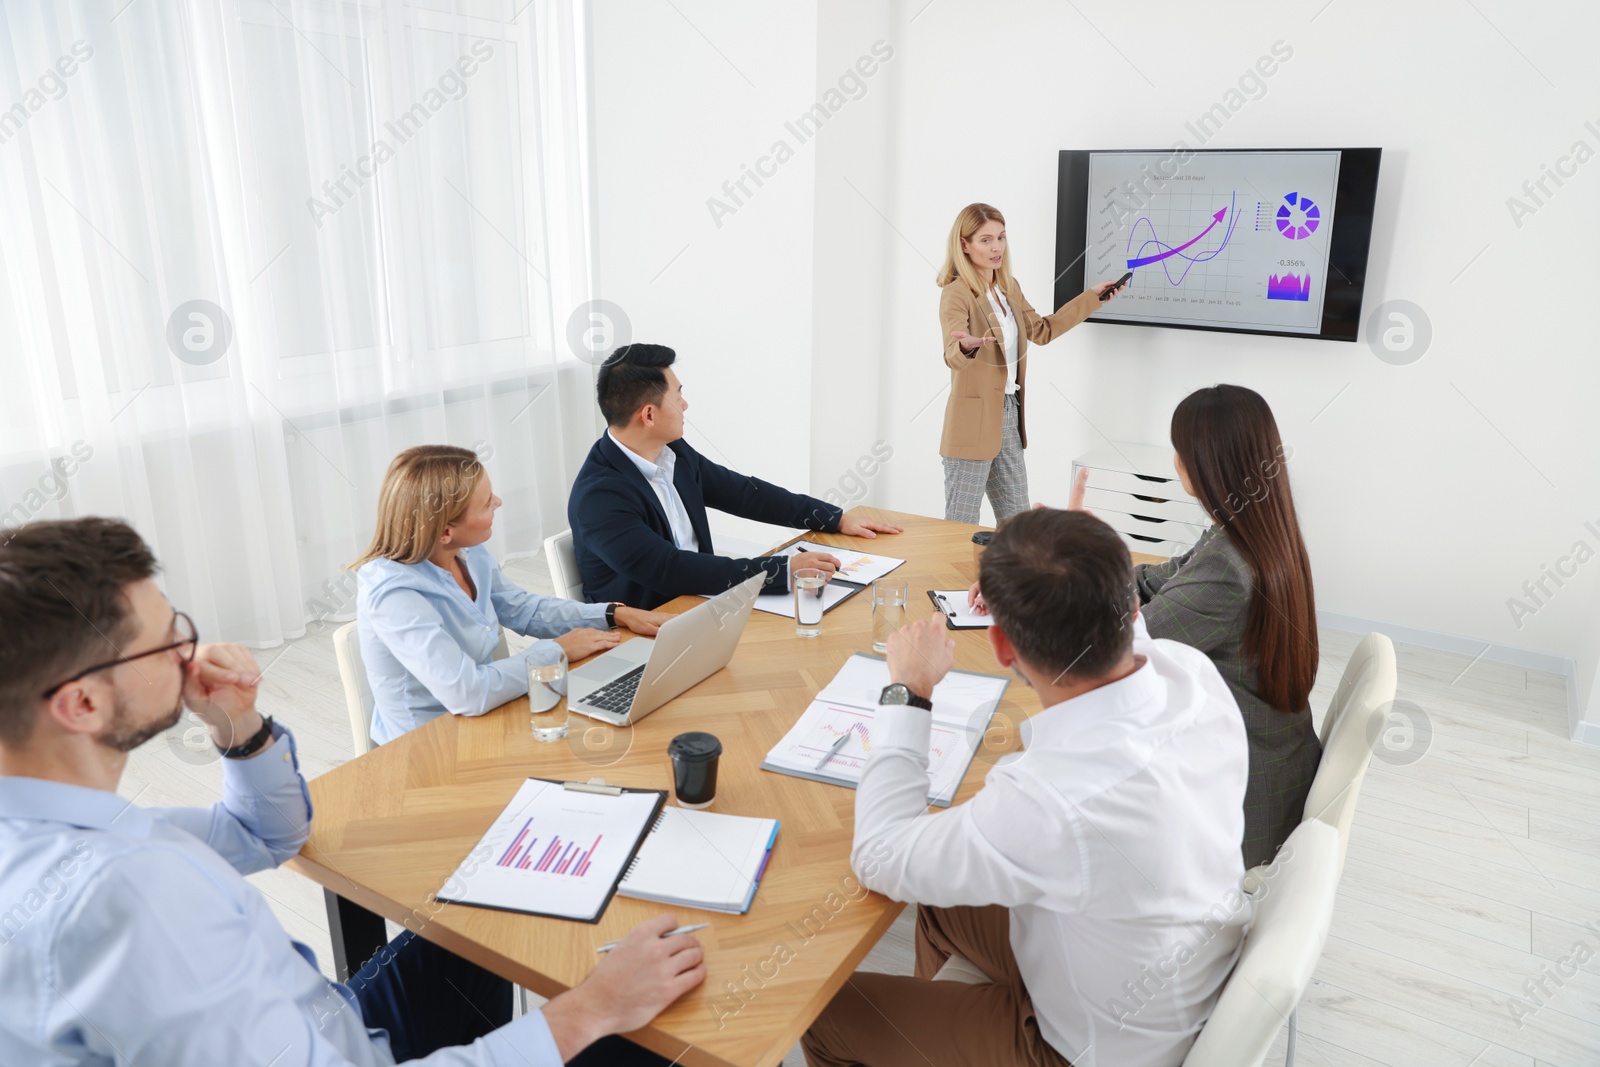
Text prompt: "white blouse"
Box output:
[[985, 284, 1020, 394]]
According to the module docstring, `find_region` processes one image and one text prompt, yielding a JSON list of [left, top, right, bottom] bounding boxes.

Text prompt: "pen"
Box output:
[[814, 730, 851, 771], [596, 922, 710, 953]]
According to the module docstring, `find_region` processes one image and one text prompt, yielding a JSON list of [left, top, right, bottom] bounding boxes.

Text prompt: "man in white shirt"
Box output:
[[802, 508, 1250, 1067]]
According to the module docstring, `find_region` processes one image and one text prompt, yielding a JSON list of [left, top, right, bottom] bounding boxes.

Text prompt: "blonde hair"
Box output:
[[350, 445, 484, 568], [935, 203, 1013, 295]]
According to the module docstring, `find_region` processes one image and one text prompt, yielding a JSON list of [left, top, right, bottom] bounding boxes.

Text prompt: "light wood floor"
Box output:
[[119, 554, 1600, 1067]]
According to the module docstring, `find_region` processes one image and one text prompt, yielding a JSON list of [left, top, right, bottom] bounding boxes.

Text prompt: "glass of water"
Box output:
[[871, 578, 908, 653], [528, 653, 569, 742], [793, 567, 827, 638]]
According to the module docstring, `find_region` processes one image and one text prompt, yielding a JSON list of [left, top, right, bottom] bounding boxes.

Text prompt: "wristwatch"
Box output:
[[217, 715, 275, 760], [604, 603, 618, 629], [879, 683, 932, 712]]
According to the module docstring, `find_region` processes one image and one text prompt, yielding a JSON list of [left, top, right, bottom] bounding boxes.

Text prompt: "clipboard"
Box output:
[[435, 777, 667, 923], [927, 589, 994, 630]]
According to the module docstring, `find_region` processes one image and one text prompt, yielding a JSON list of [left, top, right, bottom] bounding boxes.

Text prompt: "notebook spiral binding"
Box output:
[[621, 808, 670, 879]]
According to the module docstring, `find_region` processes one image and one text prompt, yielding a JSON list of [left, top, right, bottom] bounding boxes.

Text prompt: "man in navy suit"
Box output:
[[569, 343, 901, 608]]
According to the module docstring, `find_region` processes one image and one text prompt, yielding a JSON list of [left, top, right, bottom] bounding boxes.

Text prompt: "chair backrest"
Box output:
[[1183, 820, 1341, 1067], [1302, 632, 1397, 874], [333, 620, 509, 757], [332, 621, 376, 756], [544, 529, 583, 601]]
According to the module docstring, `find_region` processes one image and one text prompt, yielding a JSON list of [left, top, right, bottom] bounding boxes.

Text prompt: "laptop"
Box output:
[[568, 572, 767, 726]]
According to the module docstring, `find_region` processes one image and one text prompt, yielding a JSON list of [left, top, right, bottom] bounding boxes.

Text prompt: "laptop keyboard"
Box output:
[[581, 664, 645, 714]]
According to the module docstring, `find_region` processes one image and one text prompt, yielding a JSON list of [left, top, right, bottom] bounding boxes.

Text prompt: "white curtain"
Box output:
[[0, 0, 604, 646]]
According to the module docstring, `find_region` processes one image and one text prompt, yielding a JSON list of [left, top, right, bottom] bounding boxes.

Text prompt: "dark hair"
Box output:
[[597, 343, 676, 427], [979, 509, 1135, 680], [0, 518, 158, 742], [1171, 384, 1317, 713]]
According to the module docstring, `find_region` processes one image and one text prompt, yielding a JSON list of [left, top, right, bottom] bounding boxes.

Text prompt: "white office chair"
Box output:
[[1301, 632, 1397, 874], [1243, 631, 1398, 894], [544, 529, 583, 601], [1183, 819, 1341, 1067], [332, 620, 509, 756], [333, 622, 376, 756]]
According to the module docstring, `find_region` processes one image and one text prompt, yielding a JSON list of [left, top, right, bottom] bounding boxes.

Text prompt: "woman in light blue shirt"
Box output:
[[353, 445, 671, 745]]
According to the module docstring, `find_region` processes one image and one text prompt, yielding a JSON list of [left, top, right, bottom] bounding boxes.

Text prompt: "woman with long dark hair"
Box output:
[[967, 384, 1321, 867], [1136, 385, 1321, 867]]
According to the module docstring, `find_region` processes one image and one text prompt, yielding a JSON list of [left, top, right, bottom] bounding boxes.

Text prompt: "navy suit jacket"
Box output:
[[568, 434, 843, 609]]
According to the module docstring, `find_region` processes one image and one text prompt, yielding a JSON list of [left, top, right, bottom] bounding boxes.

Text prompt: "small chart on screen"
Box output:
[[1085, 150, 1342, 334]]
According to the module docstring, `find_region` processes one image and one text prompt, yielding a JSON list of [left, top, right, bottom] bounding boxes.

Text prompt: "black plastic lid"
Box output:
[[668, 731, 722, 762], [971, 530, 993, 545]]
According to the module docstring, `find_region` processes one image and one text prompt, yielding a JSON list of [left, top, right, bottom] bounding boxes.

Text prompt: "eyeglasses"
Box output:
[[41, 611, 199, 700]]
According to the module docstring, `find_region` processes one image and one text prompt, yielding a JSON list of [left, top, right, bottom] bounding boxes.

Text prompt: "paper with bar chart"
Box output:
[[761, 653, 1008, 807], [1086, 149, 1341, 334], [437, 778, 664, 922]]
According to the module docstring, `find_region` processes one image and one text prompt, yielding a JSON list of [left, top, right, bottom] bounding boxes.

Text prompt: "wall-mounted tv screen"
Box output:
[[1054, 148, 1381, 342]]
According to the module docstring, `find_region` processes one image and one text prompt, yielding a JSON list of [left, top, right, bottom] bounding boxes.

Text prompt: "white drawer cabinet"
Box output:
[[1072, 443, 1211, 559], [1088, 504, 1209, 547], [1080, 485, 1209, 526]]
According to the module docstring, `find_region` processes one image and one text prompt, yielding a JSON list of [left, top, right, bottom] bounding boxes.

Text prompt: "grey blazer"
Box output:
[[1135, 527, 1322, 869]]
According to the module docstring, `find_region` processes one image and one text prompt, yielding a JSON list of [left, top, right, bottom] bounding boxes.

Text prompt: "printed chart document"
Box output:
[[618, 807, 780, 914], [760, 653, 1008, 807], [752, 542, 907, 619], [927, 589, 996, 630], [437, 778, 665, 923]]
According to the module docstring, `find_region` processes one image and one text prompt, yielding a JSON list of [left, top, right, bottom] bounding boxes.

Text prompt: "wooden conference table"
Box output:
[[287, 508, 1161, 1067]]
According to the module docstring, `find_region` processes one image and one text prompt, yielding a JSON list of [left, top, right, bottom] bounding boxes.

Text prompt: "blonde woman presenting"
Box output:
[[936, 202, 1125, 524]]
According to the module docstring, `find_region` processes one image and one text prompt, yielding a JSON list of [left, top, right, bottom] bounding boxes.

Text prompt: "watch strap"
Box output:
[[605, 603, 618, 629], [217, 715, 275, 759]]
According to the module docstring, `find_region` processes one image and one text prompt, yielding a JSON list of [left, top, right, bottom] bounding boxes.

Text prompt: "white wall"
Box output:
[[594, 1, 1600, 729], [589, 0, 819, 547]]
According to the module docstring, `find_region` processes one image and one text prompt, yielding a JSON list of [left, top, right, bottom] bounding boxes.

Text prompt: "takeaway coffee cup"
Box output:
[[668, 731, 722, 809]]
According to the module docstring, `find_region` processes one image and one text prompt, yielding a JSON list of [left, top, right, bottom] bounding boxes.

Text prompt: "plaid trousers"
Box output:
[[942, 393, 1029, 525]]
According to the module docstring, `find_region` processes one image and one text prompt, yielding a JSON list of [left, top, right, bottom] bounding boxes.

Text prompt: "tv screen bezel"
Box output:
[[1053, 147, 1382, 343]]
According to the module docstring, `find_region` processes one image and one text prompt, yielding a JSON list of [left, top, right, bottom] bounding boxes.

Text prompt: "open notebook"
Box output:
[[617, 806, 779, 914], [760, 653, 1009, 807]]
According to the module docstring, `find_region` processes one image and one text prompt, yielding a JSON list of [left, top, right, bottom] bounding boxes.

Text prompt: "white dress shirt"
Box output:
[[608, 431, 700, 552], [0, 726, 562, 1065], [851, 616, 1250, 1067], [986, 285, 1020, 394]]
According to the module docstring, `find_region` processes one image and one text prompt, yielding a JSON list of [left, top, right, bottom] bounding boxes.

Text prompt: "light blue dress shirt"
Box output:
[[357, 544, 609, 745], [0, 726, 562, 1066]]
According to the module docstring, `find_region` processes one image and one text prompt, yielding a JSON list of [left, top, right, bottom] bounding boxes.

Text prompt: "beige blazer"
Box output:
[[937, 278, 1100, 461]]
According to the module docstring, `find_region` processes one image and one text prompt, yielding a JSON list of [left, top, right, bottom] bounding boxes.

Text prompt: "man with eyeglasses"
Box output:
[[0, 518, 706, 1065]]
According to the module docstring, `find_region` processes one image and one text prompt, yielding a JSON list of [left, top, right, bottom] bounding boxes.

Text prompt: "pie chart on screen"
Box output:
[[1276, 192, 1320, 240]]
